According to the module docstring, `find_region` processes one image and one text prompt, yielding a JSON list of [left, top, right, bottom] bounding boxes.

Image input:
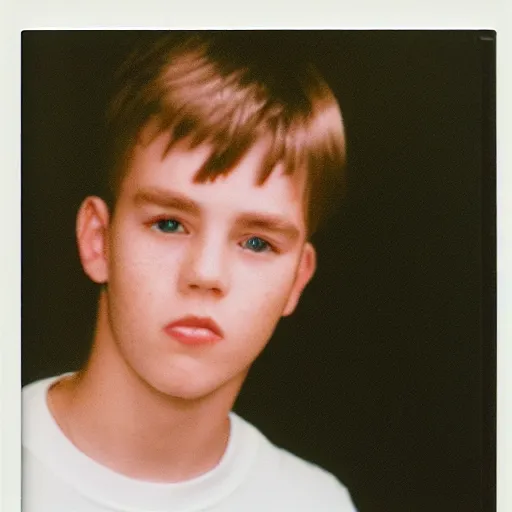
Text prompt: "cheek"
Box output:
[[234, 261, 298, 323], [109, 231, 179, 289], [105, 237, 179, 351]]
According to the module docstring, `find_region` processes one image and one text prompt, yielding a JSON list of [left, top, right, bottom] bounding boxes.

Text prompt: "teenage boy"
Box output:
[[22, 32, 357, 511]]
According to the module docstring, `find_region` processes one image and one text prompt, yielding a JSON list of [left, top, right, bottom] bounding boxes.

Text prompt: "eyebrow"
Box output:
[[133, 186, 301, 241], [132, 187, 201, 216], [236, 214, 301, 242]]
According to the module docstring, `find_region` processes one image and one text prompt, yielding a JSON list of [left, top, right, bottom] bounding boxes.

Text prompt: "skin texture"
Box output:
[[48, 133, 316, 481]]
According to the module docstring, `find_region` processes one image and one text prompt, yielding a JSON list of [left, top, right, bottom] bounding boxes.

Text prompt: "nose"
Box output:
[[179, 233, 229, 297]]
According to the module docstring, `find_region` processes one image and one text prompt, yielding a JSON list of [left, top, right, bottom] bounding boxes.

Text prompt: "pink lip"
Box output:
[[164, 315, 224, 345]]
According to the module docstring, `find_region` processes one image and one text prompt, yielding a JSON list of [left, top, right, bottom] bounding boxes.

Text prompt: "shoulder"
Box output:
[[233, 414, 357, 511], [22, 376, 55, 415], [273, 445, 356, 511], [22, 375, 65, 447]]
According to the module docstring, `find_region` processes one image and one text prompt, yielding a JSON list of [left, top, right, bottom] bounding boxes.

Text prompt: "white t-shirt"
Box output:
[[22, 376, 357, 512]]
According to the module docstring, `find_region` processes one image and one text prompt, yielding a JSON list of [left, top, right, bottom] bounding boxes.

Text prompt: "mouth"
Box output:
[[164, 315, 224, 345]]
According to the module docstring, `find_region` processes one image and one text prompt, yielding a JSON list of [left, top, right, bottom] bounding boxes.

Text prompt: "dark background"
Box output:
[[22, 31, 495, 511]]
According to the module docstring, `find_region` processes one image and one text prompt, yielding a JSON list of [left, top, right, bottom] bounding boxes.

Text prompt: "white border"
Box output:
[[2, 1, 509, 511]]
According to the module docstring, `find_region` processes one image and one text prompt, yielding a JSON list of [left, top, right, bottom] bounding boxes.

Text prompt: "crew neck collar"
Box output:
[[23, 375, 260, 512]]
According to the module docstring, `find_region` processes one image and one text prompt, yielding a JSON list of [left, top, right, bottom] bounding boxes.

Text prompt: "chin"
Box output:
[[145, 372, 225, 402], [136, 356, 247, 403]]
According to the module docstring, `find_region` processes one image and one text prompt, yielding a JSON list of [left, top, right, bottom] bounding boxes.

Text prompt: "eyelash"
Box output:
[[241, 236, 275, 254], [151, 218, 187, 234], [150, 218, 277, 254]]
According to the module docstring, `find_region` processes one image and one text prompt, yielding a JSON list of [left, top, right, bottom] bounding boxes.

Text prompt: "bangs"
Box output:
[[106, 33, 346, 234]]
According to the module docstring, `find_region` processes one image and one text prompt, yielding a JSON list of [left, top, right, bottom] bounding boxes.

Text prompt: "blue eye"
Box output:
[[244, 237, 271, 253], [154, 219, 184, 233]]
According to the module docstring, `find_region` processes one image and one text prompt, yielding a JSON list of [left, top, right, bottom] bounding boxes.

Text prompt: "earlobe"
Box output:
[[76, 196, 110, 284], [283, 243, 317, 317]]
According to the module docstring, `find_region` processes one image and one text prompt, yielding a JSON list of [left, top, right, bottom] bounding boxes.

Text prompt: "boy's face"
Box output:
[[80, 130, 316, 400]]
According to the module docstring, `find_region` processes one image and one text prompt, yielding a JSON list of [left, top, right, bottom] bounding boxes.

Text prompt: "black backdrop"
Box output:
[[22, 31, 495, 512]]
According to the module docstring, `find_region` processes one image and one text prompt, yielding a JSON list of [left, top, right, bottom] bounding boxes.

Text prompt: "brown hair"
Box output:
[[105, 32, 346, 235]]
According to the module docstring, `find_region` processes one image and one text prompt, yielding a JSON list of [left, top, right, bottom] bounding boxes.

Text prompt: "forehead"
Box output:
[[120, 131, 309, 223]]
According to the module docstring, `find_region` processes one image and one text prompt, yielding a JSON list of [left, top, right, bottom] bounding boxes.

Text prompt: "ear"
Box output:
[[283, 242, 317, 317], [76, 196, 110, 284]]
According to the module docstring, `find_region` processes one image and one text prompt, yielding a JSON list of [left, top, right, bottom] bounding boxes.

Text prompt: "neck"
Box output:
[[48, 291, 245, 482]]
